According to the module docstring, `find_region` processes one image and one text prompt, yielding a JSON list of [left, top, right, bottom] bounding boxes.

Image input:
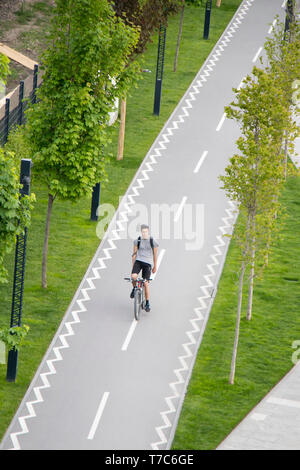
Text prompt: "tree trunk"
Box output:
[[117, 98, 127, 161], [42, 193, 54, 289], [229, 212, 250, 385], [247, 214, 256, 320], [173, 2, 185, 72], [216, 0, 222, 7], [284, 130, 288, 180], [229, 259, 246, 385], [247, 243, 255, 321]]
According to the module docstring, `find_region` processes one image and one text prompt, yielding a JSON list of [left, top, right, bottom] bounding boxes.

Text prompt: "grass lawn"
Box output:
[[0, 1, 244, 441], [172, 175, 300, 450]]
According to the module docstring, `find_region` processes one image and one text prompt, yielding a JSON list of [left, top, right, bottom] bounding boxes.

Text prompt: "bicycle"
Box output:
[[124, 277, 153, 321]]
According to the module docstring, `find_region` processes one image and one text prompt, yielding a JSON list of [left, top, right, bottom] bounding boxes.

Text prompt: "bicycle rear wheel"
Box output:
[[134, 288, 141, 321]]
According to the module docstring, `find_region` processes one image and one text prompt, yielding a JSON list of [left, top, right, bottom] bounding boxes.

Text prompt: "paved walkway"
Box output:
[[0, 0, 287, 450], [218, 360, 300, 450]]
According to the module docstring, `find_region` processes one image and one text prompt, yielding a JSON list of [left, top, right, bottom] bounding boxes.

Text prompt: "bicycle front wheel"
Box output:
[[134, 288, 141, 321]]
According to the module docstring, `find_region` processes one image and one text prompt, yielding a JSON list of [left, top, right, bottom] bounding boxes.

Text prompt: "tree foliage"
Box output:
[[0, 52, 10, 96], [0, 47, 35, 285], [0, 151, 35, 283], [25, 0, 140, 200], [263, 17, 300, 177], [110, 0, 181, 57], [0, 324, 30, 351], [20, 0, 140, 287], [219, 17, 300, 382]]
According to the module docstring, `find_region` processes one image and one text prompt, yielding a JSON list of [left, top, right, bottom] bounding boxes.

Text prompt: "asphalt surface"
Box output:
[[1, 0, 286, 450]]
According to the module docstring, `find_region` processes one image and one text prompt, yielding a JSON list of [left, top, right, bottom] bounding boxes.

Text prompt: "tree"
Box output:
[[0, 53, 34, 284], [220, 67, 293, 384], [23, 0, 140, 288], [263, 17, 300, 179], [173, 0, 185, 72], [0, 150, 34, 284], [173, 0, 203, 72], [110, 0, 181, 159]]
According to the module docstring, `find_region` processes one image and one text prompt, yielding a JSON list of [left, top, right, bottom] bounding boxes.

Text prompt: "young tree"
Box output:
[[173, 0, 185, 72], [225, 66, 296, 320], [23, 0, 139, 288], [220, 67, 293, 384], [110, 0, 181, 159], [173, 0, 204, 72], [263, 17, 300, 178]]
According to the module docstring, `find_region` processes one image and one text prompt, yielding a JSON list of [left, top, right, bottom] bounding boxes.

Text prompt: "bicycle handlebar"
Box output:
[[124, 277, 153, 282]]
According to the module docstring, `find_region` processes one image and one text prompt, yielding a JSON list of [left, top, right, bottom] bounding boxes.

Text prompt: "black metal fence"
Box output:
[[0, 64, 39, 146]]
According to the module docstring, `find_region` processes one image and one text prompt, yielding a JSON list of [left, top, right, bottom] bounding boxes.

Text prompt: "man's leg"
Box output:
[[131, 272, 138, 287], [144, 280, 150, 301], [130, 261, 140, 298], [142, 263, 151, 311]]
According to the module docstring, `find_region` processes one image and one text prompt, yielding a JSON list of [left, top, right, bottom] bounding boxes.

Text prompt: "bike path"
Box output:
[[1, 0, 286, 450]]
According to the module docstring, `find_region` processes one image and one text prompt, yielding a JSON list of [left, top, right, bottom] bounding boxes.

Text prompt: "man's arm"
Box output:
[[152, 246, 158, 273], [132, 244, 138, 266]]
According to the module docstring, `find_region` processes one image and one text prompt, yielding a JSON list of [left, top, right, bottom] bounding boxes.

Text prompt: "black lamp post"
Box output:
[[284, 0, 295, 35], [90, 182, 101, 221], [153, 24, 167, 116], [6, 159, 32, 383], [203, 0, 212, 40]]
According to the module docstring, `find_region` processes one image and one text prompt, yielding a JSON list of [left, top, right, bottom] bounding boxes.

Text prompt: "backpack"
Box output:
[[137, 235, 154, 251]]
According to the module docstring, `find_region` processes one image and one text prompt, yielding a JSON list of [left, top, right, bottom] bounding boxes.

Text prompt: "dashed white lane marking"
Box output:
[[268, 19, 277, 34], [217, 78, 244, 133], [151, 249, 166, 281], [121, 320, 138, 352], [267, 397, 300, 409], [87, 392, 110, 440], [252, 46, 263, 63], [121, 249, 166, 351], [174, 196, 188, 222], [216, 113, 226, 132], [193, 150, 208, 173]]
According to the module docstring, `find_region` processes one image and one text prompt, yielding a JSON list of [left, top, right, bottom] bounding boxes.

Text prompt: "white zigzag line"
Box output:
[[7, 0, 253, 450], [150, 200, 237, 450], [167, 0, 255, 130], [148, 3, 255, 447], [8, 68, 170, 450]]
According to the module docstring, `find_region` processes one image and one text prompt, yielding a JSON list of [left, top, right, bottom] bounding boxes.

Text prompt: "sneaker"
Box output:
[[145, 301, 151, 312], [130, 288, 135, 299]]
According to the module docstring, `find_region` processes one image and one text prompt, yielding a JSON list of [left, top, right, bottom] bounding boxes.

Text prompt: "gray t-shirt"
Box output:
[[134, 237, 159, 267]]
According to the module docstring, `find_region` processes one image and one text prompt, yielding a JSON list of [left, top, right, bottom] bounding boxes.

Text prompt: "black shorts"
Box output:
[[131, 260, 152, 280]]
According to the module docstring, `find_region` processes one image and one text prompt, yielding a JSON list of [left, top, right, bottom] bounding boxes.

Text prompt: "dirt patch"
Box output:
[[0, 0, 54, 93]]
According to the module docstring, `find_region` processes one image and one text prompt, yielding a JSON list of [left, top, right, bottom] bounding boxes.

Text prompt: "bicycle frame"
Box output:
[[124, 277, 152, 321]]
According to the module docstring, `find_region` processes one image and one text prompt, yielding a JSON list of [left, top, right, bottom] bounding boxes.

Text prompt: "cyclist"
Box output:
[[130, 224, 159, 312]]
